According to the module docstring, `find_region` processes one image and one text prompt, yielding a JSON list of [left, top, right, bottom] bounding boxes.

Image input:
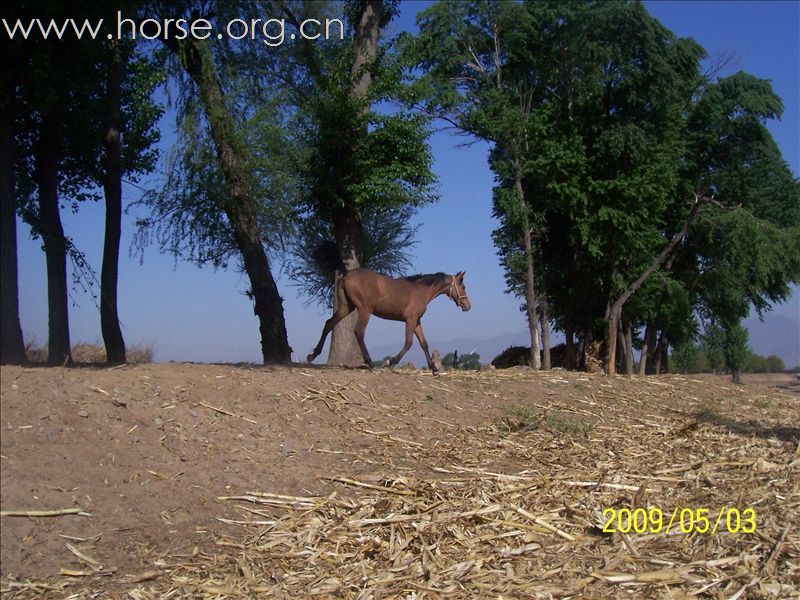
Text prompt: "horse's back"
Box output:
[[342, 269, 389, 302], [343, 269, 414, 318]]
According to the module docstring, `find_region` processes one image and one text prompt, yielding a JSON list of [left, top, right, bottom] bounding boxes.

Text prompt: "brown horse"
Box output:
[[307, 269, 471, 374]]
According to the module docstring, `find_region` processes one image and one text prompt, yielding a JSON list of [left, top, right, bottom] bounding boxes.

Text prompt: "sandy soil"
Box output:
[[1, 364, 797, 598]]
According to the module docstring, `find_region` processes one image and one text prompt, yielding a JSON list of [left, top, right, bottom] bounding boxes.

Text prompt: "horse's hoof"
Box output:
[[431, 367, 439, 376], [306, 354, 315, 364]]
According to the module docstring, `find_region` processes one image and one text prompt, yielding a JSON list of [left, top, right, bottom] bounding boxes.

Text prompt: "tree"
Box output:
[[289, 0, 436, 366], [139, 1, 435, 365], [685, 74, 800, 334], [153, 4, 292, 364], [723, 323, 749, 383], [10, 1, 163, 366], [407, 1, 715, 375], [561, 3, 705, 375], [0, 88, 26, 364], [428, 4, 799, 378], [671, 340, 699, 373], [267, 0, 435, 365], [764, 355, 785, 373], [100, 30, 162, 365], [101, 40, 126, 365], [406, 0, 550, 368], [11, 0, 109, 366], [700, 324, 725, 374]]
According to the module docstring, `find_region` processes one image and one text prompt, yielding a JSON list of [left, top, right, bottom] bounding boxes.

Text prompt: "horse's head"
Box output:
[[449, 271, 471, 311]]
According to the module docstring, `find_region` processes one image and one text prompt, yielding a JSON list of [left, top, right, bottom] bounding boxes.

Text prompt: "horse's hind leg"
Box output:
[[388, 321, 415, 367], [307, 303, 353, 363], [414, 322, 438, 374], [353, 309, 373, 368]]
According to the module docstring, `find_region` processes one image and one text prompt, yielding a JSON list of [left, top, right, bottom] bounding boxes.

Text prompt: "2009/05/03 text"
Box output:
[[602, 507, 757, 535]]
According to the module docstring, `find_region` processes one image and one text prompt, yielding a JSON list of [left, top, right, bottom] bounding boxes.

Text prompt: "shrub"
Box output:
[[25, 341, 154, 364]]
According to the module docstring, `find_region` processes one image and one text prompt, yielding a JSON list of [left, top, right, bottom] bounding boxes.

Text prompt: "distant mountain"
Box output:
[[369, 314, 800, 370], [745, 314, 800, 369]]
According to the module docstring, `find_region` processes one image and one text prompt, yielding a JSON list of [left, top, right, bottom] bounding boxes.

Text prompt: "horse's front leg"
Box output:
[[414, 322, 438, 375], [389, 321, 415, 367]]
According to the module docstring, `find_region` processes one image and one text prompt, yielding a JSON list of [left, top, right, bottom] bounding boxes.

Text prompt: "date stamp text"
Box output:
[[602, 507, 757, 535]]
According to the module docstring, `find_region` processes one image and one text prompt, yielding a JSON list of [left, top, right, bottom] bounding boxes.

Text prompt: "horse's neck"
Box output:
[[430, 279, 452, 302]]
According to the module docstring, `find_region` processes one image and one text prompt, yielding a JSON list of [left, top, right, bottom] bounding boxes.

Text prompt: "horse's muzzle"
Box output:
[[461, 300, 472, 312]]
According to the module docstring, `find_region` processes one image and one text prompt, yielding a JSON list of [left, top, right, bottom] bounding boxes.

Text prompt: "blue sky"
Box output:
[[14, 0, 800, 363]]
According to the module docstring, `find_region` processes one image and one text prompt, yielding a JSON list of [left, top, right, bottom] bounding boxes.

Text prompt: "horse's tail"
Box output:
[[333, 269, 349, 311]]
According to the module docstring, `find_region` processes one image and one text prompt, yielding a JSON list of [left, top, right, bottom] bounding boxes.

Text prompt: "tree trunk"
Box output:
[[623, 317, 634, 375], [606, 302, 619, 376], [169, 37, 291, 364], [538, 246, 551, 370], [658, 333, 670, 373], [564, 321, 575, 370], [328, 0, 382, 367], [35, 117, 72, 366], [540, 298, 551, 370], [101, 41, 126, 365], [604, 200, 703, 375], [350, 0, 382, 100], [328, 205, 365, 366], [616, 317, 627, 373], [638, 321, 655, 375], [652, 330, 668, 375], [516, 174, 541, 370], [0, 92, 26, 365]]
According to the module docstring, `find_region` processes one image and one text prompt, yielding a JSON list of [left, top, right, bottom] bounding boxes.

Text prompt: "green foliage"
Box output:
[[723, 323, 749, 380], [132, 0, 437, 353], [671, 340, 700, 373], [255, 0, 439, 300], [545, 413, 593, 436], [407, 1, 799, 373], [8, 0, 163, 292], [669, 342, 785, 375], [11, 1, 162, 198], [744, 353, 785, 373], [135, 91, 299, 267], [700, 324, 726, 373], [442, 352, 480, 370], [684, 72, 800, 330], [304, 97, 437, 220]]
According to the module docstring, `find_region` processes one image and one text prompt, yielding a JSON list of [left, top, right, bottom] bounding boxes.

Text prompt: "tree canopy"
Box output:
[[404, 0, 799, 376]]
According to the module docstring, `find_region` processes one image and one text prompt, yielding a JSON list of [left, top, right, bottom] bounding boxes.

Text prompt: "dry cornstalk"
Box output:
[[511, 505, 575, 541], [65, 543, 103, 571], [197, 401, 257, 424], [1, 508, 87, 518]]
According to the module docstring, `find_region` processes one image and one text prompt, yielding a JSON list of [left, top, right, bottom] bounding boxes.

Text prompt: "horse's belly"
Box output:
[[373, 308, 404, 321]]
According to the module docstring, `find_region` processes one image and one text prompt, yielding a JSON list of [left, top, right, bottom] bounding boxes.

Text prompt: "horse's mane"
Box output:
[[403, 272, 449, 286]]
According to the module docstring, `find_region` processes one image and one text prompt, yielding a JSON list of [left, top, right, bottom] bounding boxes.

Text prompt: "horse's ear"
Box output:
[[457, 270, 466, 279]]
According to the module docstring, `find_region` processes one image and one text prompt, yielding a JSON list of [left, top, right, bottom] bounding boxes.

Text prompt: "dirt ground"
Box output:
[[1, 363, 798, 598]]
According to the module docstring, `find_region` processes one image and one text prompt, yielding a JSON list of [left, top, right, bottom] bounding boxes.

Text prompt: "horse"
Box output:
[[307, 269, 471, 374]]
